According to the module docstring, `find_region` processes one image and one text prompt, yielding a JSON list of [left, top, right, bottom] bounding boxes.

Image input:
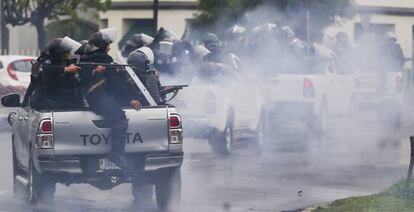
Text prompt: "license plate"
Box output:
[[99, 159, 121, 170]]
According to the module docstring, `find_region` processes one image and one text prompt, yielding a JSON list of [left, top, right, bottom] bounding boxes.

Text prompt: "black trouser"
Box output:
[[87, 90, 128, 157]]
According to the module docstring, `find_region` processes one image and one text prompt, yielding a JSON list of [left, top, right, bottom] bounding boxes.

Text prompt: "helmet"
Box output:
[[158, 41, 174, 56], [88, 27, 118, 50], [60, 36, 82, 55], [153, 27, 179, 43], [192, 45, 210, 59], [44, 37, 81, 61], [127, 47, 155, 72], [227, 25, 246, 35], [226, 25, 246, 41], [154, 41, 174, 65], [122, 33, 154, 57], [203, 33, 221, 52], [252, 23, 277, 34], [203, 33, 219, 45], [279, 26, 296, 40]]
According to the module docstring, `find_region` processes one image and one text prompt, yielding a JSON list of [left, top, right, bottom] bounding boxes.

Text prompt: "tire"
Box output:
[[209, 123, 234, 157], [132, 177, 154, 205], [155, 168, 181, 210], [27, 156, 56, 205], [12, 141, 26, 199]]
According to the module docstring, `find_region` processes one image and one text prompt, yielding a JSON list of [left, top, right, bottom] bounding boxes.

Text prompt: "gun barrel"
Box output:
[[161, 85, 188, 95], [77, 62, 135, 67]]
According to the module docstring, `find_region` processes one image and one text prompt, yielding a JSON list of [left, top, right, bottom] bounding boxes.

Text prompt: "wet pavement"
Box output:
[[0, 116, 411, 212]]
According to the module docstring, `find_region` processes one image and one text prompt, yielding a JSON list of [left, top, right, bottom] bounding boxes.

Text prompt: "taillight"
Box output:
[[169, 114, 182, 144], [7, 64, 18, 81], [170, 115, 181, 128], [40, 119, 52, 133], [36, 118, 53, 149], [395, 75, 403, 93], [303, 78, 315, 98]]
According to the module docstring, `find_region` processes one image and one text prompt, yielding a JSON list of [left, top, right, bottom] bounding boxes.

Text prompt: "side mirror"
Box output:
[[1, 94, 21, 107]]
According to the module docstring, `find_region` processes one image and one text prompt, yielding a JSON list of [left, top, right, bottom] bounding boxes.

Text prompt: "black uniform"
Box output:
[[30, 57, 81, 110], [78, 50, 132, 162]]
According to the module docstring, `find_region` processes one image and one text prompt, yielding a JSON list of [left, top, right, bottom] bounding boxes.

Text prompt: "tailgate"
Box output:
[[52, 108, 169, 156]]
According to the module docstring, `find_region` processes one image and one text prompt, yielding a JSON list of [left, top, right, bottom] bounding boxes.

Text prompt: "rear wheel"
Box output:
[[209, 123, 234, 157], [12, 141, 26, 199], [132, 175, 154, 206], [27, 156, 56, 205], [155, 168, 181, 210]]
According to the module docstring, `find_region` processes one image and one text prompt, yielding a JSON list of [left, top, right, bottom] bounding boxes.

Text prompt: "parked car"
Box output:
[[0, 55, 36, 88]]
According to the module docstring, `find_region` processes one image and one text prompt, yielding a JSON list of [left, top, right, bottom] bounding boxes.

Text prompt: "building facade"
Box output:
[[325, 0, 414, 62], [99, 0, 197, 54]]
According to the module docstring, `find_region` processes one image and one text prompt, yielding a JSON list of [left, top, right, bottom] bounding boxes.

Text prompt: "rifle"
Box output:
[[76, 62, 136, 68], [161, 85, 188, 96], [75, 62, 150, 74]]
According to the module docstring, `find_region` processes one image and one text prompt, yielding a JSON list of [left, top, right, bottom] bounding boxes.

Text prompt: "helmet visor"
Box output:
[[100, 27, 118, 43], [140, 33, 154, 45], [60, 36, 82, 55], [158, 41, 173, 56]]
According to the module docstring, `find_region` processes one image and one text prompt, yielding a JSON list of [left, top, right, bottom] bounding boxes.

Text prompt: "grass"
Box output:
[[313, 179, 414, 212]]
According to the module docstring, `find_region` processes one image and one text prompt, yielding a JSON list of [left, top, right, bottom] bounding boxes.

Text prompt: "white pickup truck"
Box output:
[[173, 77, 266, 156], [266, 44, 354, 135]]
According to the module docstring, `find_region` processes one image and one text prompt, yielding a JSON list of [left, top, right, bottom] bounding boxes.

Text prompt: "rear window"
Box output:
[[11, 59, 34, 73]]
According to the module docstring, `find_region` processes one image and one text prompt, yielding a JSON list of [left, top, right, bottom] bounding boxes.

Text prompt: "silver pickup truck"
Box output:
[[1, 88, 183, 209]]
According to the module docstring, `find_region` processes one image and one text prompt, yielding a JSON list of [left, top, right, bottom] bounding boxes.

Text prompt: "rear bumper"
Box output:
[[38, 152, 184, 175]]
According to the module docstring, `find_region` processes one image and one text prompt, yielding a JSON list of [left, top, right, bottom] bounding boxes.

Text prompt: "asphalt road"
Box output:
[[0, 115, 411, 212]]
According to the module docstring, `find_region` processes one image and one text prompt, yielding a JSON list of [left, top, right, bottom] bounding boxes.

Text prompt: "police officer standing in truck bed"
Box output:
[[77, 28, 141, 169]]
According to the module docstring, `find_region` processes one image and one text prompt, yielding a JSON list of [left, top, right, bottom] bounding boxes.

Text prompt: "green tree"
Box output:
[[3, 0, 111, 49], [195, 0, 355, 41]]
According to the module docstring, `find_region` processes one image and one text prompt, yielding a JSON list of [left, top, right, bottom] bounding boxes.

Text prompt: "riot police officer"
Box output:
[[78, 28, 141, 168], [121, 33, 154, 58], [202, 33, 242, 79], [127, 47, 163, 105], [30, 37, 82, 110]]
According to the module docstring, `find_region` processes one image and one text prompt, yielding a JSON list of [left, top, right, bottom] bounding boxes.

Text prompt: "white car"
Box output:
[[0, 55, 36, 88], [173, 78, 266, 156], [266, 44, 354, 135]]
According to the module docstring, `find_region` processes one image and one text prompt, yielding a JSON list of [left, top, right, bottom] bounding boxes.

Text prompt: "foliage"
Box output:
[[2, 0, 111, 48], [46, 19, 98, 42], [195, 0, 355, 40], [314, 179, 414, 212]]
